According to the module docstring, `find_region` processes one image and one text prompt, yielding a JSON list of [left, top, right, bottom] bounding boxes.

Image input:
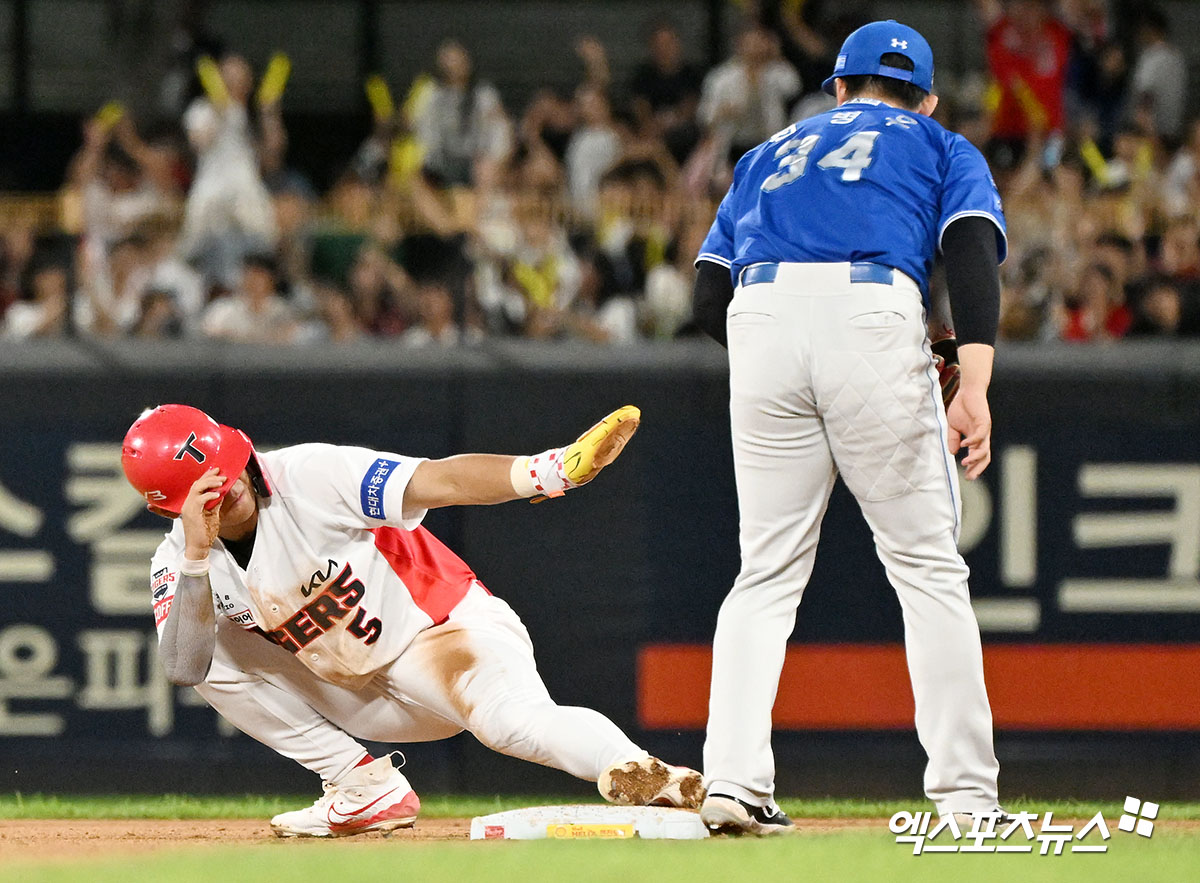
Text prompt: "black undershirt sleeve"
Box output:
[[941, 215, 1002, 347], [692, 260, 736, 347]]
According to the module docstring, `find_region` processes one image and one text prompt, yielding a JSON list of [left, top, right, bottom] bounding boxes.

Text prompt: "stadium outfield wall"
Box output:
[[1, 340, 1198, 799]]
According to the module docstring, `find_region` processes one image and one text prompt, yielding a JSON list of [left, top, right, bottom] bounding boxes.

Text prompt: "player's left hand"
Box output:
[[531, 405, 641, 502]]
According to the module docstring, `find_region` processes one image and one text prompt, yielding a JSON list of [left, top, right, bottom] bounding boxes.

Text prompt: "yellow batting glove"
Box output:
[[520, 406, 641, 503]]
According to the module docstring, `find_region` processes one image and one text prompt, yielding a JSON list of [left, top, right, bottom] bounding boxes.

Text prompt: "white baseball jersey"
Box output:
[[150, 443, 479, 688]]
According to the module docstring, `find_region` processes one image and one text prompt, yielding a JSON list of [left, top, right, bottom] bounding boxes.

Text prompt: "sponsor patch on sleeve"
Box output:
[[153, 596, 173, 628], [359, 458, 401, 520], [152, 568, 176, 599], [229, 610, 257, 628]]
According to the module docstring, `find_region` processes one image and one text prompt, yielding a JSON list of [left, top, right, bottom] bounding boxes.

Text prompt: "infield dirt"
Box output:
[[0, 816, 892, 861]]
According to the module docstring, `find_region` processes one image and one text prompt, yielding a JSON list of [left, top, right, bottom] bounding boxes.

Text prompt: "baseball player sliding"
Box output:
[[122, 403, 702, 836], [692, 21, 1007, 834]]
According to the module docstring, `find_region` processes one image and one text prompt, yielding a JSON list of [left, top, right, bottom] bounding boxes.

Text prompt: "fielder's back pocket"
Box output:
[[849, 310, 906, 328], [843, 305, 921, 353]]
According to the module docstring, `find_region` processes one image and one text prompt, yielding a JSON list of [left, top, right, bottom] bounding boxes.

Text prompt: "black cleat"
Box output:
[[701, 793, 795, 836]]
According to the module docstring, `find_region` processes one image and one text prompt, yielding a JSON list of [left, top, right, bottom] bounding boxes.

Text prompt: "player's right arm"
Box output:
[[692, 158, 747, 346], [156, 469, 222, 686], [692, 262, 736, 347], [279, 408, 640, 533], [406, 405, 642, 508]]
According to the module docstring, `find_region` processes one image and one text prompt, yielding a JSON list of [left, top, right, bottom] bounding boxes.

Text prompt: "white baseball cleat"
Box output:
[[270, 754, 421, 837], [597, 755, 706, 809]]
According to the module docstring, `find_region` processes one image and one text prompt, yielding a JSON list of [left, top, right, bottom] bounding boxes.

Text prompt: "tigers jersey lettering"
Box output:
[[149, 444, 478, 688]]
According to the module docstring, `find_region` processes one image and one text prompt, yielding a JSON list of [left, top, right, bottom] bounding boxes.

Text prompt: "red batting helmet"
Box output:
[[121, 405, 256, 514]]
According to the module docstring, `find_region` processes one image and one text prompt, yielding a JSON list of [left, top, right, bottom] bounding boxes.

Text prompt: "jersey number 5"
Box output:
[[762, 131, 881, 192]]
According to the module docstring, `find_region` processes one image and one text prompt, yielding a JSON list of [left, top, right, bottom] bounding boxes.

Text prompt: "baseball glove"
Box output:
[[930, 326, 960, 409], [531, 405, 641, 503]]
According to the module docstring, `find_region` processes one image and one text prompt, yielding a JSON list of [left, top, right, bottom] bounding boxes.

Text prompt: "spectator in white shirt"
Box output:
[[698, 24, 801, 163], [179, 55, 277, 285], [414, 40, 513, 188], [2, 263, 70, 340], [565, 86, 622, 217], [69, 115, 177, 256], [74, 235, 152, 336], [142, 220, 206, 333], [1130, 8, 1187, 142], [1162, 119, 1200, 217], [400, 282, 473, 347], [202, 253, 296, 343]]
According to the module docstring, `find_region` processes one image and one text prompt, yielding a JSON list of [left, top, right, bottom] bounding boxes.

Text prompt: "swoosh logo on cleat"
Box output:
[[327, 791, 420, 834], [327, 787, 399, 825]]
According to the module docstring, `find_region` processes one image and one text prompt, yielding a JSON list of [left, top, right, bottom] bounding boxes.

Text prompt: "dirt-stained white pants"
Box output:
[[703, 263, 1000, 815], [197, 585, 643, 785]]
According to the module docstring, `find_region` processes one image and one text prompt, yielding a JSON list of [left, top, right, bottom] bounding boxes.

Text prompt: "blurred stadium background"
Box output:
[[2, 0, 1199, 804]]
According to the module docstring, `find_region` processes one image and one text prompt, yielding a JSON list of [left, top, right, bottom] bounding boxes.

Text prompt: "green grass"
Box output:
[[7, 829, 1200, 883], [3, 792, 1200, 820], [4, 794, 1199, 882]]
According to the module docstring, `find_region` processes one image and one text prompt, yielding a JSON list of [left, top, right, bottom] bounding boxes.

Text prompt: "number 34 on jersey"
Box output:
[[762, 120, 897, 191]]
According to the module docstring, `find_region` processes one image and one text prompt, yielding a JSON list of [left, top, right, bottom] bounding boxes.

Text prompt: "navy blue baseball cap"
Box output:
[[821, 20, 934, 96]]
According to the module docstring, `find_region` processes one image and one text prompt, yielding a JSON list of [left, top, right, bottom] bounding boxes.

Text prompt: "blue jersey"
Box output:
[[697, 98, 1006, 301]]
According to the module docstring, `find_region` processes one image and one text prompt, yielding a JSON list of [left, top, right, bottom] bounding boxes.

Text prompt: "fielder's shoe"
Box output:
[[598, 756, 705, 809], [270, 754, 421, 838], [701, 793, 795, 836]]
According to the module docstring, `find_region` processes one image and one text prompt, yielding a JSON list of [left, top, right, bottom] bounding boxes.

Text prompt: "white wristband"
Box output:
[[179, 555, 211, 577]]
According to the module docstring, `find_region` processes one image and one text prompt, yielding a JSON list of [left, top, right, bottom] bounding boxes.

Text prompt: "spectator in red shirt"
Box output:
[[978, 0, 1073, 161], [1057, 262, 1131, 341]]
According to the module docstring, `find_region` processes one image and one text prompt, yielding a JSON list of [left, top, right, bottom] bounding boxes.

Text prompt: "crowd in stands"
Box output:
[[3, 0, 1200, 344]]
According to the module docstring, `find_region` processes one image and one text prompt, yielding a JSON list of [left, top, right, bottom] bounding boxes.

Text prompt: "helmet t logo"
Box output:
[[173, 432, 207, 464]]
